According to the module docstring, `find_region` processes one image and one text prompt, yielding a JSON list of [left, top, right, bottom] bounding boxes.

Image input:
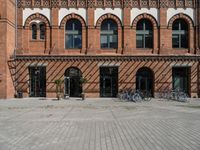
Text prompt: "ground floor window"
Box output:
[[100, 67, 118, 97], [136, 67, 154, 96], [172, 67, 190, 95]]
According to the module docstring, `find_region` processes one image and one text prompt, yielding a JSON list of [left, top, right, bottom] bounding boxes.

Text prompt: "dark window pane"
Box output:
[[40, 24, 45, 40], [101, 19, 118, 49], [109, 35, 118, 48], [101, 35, 108, 48], [181, 34, 188, 48], [172, 21, 179, 30], [172, 34, 179, 48], [66, 35, 73, 49], [136, 35, 143, 48], [145, 34, 153, 48], [136, 19, 153, 48], [74, 35, 82, 48], [32, 24, 37, 39], [65, 19, 82, 49], [172, 19, 188, 48]]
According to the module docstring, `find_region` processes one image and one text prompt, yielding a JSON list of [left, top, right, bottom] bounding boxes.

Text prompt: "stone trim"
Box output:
[[132, 13, 158, 28], [24, 13, 50, 28], [168, 13, 194, 29], [96, 13, 122, 29], [60, 13, 86, 29]]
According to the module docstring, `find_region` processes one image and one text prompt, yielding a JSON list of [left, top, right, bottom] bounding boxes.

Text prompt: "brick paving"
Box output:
[[0, 98, 200, 150]]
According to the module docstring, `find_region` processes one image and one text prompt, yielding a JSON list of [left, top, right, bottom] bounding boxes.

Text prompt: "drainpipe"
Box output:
[[13, 0, 18, 97]]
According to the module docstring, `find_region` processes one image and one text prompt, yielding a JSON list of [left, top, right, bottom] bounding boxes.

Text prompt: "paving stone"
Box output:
[[0, 98, 200, 150]]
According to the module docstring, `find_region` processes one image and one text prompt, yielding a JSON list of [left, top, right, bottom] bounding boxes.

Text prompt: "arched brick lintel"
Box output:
[[60, 13, 86, 29], [24, 13, 50, 28], [132, 13, 158, 28], [168, 13, 194, 29], [96, 13, 122, 29]]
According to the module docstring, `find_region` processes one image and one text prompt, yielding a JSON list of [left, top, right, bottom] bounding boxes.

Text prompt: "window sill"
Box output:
[[30, 39, 45, 42], [135, 48, 153, 51], [172, 48, 189, 50], [65, 49, 82, 51]]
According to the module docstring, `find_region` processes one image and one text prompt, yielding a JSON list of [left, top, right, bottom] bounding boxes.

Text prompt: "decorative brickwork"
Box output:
[[24, 13, 50, 28], [17, 0, 195, 8], [168, 13, 194, 29], [132, 13, 158, 28], [96, 13, 122, 28], [60, 13, 86, 28]]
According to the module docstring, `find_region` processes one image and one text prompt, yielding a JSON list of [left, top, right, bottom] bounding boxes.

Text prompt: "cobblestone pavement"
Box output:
[[0, 98, 200, 150]]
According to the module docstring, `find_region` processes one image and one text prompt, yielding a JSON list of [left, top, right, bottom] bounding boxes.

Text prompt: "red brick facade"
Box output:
[[1, 0, 200, 98]]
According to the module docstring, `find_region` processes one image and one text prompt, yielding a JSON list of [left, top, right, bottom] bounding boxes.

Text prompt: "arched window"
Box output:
[[32, 24, 37, 40], [136, 19, 153, 48], [65, 19, 82, 49], [40, 23, 45, 40], [101, 19, 118, 49], [172, 19, 188, 48]]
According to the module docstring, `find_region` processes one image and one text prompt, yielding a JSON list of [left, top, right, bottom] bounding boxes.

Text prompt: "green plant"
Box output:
[[80, 77, 88, 84], [80, 77, 88, 100], [55, 79, 63, 100]]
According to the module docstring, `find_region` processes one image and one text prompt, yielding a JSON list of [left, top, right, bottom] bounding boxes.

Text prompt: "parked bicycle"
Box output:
[[118, 89, 152, 102], [159, 89, 188, 102]]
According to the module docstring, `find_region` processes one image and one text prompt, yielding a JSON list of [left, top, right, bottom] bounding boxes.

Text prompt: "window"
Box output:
[[32, 24, 37, 40], [65, 19, 82, 49], [172, 19, 188, 48], [101, 19, 118, 49], [136, 19, 153, 48], [40, 23, 45, 40]]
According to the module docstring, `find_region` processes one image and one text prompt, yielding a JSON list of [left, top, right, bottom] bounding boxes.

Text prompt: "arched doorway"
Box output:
[[64, 67, 82, 97], [136, 67, 154, 96]]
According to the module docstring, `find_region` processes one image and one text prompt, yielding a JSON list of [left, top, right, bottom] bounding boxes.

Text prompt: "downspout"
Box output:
[[13, 0, 18, 96]]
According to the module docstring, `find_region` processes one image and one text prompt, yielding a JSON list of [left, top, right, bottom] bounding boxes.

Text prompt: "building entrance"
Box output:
[[29, 67, 46, 97], [100, 67, 118, 97], [64, 67, 82, 97]]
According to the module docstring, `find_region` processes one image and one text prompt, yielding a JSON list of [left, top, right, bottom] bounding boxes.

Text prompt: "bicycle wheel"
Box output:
[[178, 92, 188, 102], [133, 93, 142, 102]]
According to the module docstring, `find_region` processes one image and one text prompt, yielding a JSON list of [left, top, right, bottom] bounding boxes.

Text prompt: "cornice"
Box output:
[[17, 0, 196, 9], [15, 55, 200, 61]]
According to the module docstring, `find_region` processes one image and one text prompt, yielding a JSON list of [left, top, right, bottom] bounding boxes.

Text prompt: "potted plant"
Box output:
[[55, 79, 63, 100], [80, 77, 88, 100]]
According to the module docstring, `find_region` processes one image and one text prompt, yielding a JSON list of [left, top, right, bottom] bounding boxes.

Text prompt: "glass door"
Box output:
[[100, 67, 118, 97], [29, 67, 46, 97]]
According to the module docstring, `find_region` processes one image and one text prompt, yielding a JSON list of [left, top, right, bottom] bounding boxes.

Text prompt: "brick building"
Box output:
[[0, 0, 200, 99]]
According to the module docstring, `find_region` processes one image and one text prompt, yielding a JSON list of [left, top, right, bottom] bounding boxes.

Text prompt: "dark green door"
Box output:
[[100, 67, 118, 97], [29, 67, 46, 97], [64, 67, 82, 97]]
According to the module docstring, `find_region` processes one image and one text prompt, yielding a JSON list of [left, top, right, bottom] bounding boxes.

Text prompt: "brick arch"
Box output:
[[24, 13, 50, 28], [60, 13, 86, 29], [132, 13, 158, 28], [96, 13, 122, 29], [168, 13, 194, 29]]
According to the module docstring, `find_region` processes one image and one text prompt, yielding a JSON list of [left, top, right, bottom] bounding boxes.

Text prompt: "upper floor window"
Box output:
[[172, 19, 188, 48], [40, 23, 45, 40], [136, 19, 153, 48], [65, 19, 82, 49], [101, 19, 118, 49], [32, 24, 37, 40]]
